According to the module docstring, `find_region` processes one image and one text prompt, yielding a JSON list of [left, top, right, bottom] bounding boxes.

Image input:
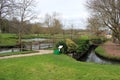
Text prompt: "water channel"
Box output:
[[82, 49, 120, 65]]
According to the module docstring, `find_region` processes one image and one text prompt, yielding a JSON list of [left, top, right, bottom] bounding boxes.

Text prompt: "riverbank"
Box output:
[[95, 41, 120, 61]]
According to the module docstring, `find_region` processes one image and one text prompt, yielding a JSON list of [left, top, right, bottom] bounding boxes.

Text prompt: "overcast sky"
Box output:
[[35, 0, 90, 29]]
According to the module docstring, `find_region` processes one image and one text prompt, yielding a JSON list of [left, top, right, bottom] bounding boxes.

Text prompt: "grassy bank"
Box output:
[[0, 50, 38, 57], [0, 54, 120, 80], [95, 46, 120, 60]]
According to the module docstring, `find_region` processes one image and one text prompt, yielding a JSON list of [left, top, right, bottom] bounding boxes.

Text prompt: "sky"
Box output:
[[35, 0, 90, 29]]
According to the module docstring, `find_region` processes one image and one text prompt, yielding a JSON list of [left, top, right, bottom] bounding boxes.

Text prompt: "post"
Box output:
[[30, 42, 32, 50], [39, 42, 41, 50], [12, 48, 14, 52]]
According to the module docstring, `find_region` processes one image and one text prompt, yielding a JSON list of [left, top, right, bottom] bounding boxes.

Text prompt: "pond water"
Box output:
[[22, 38, 48, 42], [85, 49, 120, 64], [25, 43, 53, 50], [0, 49, 20, 54], [0, 38, 53, 53]]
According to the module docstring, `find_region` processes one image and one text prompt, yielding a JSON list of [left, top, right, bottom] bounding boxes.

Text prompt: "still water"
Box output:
[[86, 49, 120, 64], [0, 38, 53, 53]]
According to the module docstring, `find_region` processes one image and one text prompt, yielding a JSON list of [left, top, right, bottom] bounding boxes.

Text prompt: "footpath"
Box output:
[[0, 50, 53, 59]]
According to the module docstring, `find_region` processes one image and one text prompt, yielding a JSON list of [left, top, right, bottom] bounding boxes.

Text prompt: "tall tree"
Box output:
[[0, 0, 14, 33], [87, 15, 103, 36], [13, 0, 35, 50], [87, 0, 120, 43], [52, 18, 62, 34], [31, 23, 42, 35], [44, 14, 53, 35], [44, 13, 62, 35]]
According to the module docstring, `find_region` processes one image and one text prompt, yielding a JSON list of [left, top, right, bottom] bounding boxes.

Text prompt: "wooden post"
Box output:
[[30, 42, 32, 50], [12, 48, 14, 52], [39, 42, 41, 50]]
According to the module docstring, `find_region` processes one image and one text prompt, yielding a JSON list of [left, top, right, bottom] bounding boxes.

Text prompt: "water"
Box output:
[[22, 38, 48, 42], [25, 43, 53, 50], [86, 49, 120, 64], [23, 38, 53, 50], [0, 49, 20, 54], [0, 38, 53, 54]]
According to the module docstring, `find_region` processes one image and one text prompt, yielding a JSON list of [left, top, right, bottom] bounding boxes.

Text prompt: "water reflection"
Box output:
[[86, 50, 120, 64], [0, 38, 53, 53], [25, 43, 53, 50], [22, 38, 48, 42], [0, 49, 20, 54]]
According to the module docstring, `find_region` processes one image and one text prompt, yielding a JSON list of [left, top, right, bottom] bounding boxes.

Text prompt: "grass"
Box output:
[[0, 54, 120, 80], [80, 35, 89, 40], [0, 33, 17, 46], [0, 50, 38, 57], [22, 34, 52, 39], [95, 46, 120, 60]]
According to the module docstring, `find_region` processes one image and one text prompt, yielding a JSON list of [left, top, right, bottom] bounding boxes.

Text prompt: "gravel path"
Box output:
[[0, 50, 53, 59]]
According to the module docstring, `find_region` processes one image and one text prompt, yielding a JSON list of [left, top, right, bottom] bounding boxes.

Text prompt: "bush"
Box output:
[[55, 40, 68, 54], [74, 38, 90, 54], [66, 39, 78, 53], [90, 36, 107, 45]]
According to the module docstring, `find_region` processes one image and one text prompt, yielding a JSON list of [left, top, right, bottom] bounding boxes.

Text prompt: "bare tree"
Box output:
[[13, 0, 36, 50], [87, 15, 103, 36], [44, 14, 53, 35], [0, 0, 14, 33], [87, 0, 120, 43], [52, 18, 62, 34], [31, 23, 42, 36], [44, 13, 62, 35]]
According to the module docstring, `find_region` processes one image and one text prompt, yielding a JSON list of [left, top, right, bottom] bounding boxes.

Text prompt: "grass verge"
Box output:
[[0, 50, 38, 57], [0, 54, 120, 80], [95, 46, 120, 61]]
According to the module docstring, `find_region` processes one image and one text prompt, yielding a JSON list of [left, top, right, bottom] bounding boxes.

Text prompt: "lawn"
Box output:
[[0, 54, 120, 80]]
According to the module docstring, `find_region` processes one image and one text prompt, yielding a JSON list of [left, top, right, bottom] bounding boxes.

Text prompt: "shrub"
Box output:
[[55, 40, 68, 54], [66, 39, 78, 53], [90, 36, 107, 45], [74, 38, 90, 54]]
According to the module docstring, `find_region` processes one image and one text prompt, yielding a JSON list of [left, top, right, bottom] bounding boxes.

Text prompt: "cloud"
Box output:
[[35, 0, 89, 29]]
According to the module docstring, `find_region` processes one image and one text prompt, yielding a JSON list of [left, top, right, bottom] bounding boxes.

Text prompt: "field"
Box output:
[[0, 54, 120, 80]]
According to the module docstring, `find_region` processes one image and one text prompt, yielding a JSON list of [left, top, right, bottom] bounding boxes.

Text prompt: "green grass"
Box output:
[[0, 33, 17, 39], [0, 50, 38, 57], [80, 35, 89, 40], [0, 33, 17, 46], [95, 46, 120, 60], [0, 54, 120, 80], [22, 34, 52, 39]]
